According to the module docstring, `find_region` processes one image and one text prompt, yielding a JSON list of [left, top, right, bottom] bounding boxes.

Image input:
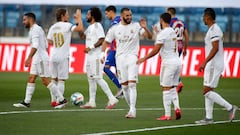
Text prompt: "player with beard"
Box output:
[[78, 7, 119, 109], [101, 7, 152, 118], [13, 12, 67, 109]]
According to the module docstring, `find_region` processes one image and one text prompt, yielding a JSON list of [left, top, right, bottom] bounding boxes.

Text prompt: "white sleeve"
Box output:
[[31, 29, 40, 49], [210, 27, 221, 42], [155, 31, 166, 45], [96, 23, 105, 39], [105, 26, 115, 43], [70, 24, 77, 32]]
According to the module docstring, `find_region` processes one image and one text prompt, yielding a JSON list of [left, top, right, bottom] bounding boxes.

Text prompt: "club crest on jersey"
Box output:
[[131, 29, 134, 33]]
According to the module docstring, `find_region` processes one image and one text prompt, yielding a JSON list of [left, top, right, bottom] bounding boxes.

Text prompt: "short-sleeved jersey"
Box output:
[[205, 23, 224, 68], [110, 16, 121, 51], [155, 27, 180, 65], [47, 22, 76, 62], [84, 22, 105, 57], [105, 22, 145, 57], [170, 18, 186, 41], [29, 24, 49, 64]]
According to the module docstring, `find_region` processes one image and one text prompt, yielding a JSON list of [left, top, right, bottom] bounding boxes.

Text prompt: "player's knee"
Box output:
[[203, 86, 213, 95], [103, 66, 110, 72], [122, 85, 128, 91], [28, 75, 36, 83], [41, 78, 51, 86], [128, 83, 136, 89]]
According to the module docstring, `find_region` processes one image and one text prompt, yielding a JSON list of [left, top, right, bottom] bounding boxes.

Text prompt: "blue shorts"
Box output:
[[105, 50, 116, 67]]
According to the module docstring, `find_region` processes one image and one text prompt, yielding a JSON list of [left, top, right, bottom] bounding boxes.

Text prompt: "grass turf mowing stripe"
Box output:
[[83, 120, 240, 135]]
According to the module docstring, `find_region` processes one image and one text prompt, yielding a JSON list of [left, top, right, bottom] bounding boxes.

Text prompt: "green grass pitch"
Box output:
[[0, 72, 239, 135]]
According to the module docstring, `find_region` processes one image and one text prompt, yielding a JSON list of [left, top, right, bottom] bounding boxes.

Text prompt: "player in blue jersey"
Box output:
[[104, 5, 123, 98], [167, 7, 189, 93]]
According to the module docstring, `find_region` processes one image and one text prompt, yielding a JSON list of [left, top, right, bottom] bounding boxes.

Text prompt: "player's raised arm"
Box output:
[[74, 9, 84, 32], [140, 18, 152, 39]]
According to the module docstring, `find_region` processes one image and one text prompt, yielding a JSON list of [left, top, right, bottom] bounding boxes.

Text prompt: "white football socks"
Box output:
[[205, 96, 214, 119], [47, 82, 64, 102], [163, 90, 171, 117], [88, 79, 97, 104], [205, 91, 232, 111], [122, 85, 130, 106], [129, 83, 137, 113], [24, 83, 35, 103], [50, 80, 57, 102], [57, 80, 65, 95], [170, 87, 180, 110], [97, 79, 115, 100]]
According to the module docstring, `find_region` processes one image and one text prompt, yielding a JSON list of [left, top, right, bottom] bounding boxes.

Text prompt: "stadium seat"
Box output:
[[23, 5, 42, 20], [232, 15, 240, 33], [216, 15, 228, 32], [6, 11, 20, 28], [177, 14, 186, 22], [188, 15, 200, 32], [153, 7, 166, 14], [199, 22, 208, 32], [0, 6, 3, 27]]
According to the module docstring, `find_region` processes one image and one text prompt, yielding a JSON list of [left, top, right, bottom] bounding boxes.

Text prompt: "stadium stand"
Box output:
[[0, 5, 239, 43]]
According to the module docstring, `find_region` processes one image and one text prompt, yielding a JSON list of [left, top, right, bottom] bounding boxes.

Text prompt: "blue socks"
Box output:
[[104, 67, 121, 90]]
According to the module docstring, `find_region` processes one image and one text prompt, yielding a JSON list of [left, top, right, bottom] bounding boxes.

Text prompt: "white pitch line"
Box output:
[[83, 120, 240, 135], [0, 107, 232, 115]]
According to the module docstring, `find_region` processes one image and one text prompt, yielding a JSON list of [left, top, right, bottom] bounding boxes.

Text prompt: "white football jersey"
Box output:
[[84, 22, 105, 58], [105, 22, 145, 57], [205, 23, 224, 68], [47, 22, 76, 62], [29, 24, 49, 64], [155, 27, 180, 65]]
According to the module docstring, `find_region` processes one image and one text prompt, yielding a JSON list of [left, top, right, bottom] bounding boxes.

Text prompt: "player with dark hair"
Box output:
[[101, 7, 152, 118], [195, 8, 237, 124], [137, 12, 181, 120], [78, 7, 119, 109], [167, 7, 189, 93], [104, 5, 123, 98], [13, 12, 67, 109]]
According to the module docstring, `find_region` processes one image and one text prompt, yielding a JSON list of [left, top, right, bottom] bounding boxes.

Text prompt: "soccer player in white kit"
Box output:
[[78, 7, 119, 109], [195, 8, 238, 124], [47, 8, 83, 107], [167, 7, 189, 93], [13, 13, 67, 109], [101, 7, 152, 118], [137, 13, 181, 120]]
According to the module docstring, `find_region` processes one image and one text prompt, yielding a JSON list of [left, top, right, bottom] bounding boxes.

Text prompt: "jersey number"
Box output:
[[53, 32, 64, 47], [174, 27, 184, 40]]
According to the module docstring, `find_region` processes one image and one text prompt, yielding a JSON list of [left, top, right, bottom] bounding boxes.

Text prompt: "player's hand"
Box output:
[[199, 62, 206, 72], [152, 25, 159, 34], [24, 58, 31, 67], [100, 52, 105, 64], [84, 47, 91, 53], [182, 50, 187, 58], [136, 58, 145, 65], [140, 18, 147, 28], [74, 9, 81, 20]]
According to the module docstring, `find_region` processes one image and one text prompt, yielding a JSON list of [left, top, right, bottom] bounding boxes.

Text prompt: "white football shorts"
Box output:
[[50, 58, 69, 80], [30, 60, 50, 78], [160, 63, 181, 87], [86, 58, 103, 79], [116, 54, 138, 83], [203, 64, 223, 88]]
